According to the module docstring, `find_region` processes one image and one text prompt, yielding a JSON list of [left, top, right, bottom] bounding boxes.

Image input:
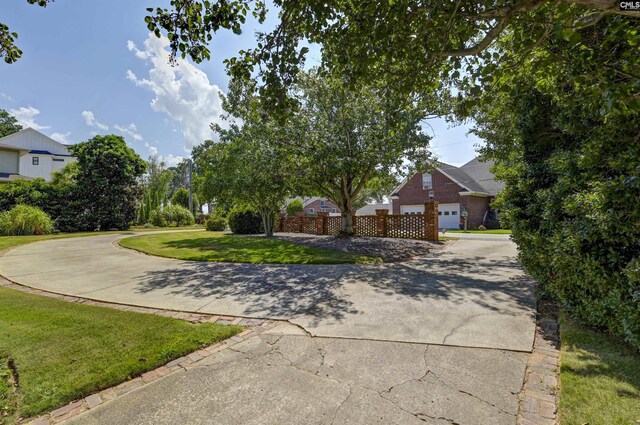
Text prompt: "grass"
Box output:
[[0, 354, 17, 423], [445, 229, 512, 234], [0, 286, 241, 421], [120, 231, 380, 264], [559, 312, 640, 425], [0, 225, 200, 252]]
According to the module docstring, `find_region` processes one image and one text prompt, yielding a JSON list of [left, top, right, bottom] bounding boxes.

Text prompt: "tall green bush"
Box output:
[[286, 199, 304, 216], [227, 206, 263, 234], [205, 215, 226, 231], [0, 205, 54, 236], [163, 205, 195, 226], [475, 87, 640, 350]]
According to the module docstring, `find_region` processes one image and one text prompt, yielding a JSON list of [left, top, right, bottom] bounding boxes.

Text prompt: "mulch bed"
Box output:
[[273, 233, 447, 262]]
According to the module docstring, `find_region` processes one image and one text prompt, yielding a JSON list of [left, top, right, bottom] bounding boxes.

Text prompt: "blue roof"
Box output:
[[29, 150, 73, 157]]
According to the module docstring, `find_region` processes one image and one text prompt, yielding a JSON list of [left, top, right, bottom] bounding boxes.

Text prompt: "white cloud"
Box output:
[[127, 34, 225, 150], [114, 123, 143, 141], [9, 106, 50, 130], [50, 132, 72, 144], [0, 93, 14, 102], [81, 110, 109, 131], [160, 154, 184, 167]]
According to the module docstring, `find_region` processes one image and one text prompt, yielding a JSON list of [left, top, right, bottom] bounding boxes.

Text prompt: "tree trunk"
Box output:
[[339, 197, 355, 236], [260, 208, 274, 237]]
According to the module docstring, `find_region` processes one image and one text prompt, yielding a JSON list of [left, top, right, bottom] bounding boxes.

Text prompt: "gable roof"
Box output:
[[0, 128, 73, 156], [459, 158, 505, 196], [390, 156, 503, 197]]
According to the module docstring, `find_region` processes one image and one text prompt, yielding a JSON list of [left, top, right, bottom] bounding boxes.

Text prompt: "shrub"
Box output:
[[205, 215, 226, 231], [0, 205, 54, 236], [227, 206, 263, 234], [148, 209, 168, 227], [164, 205, 195, 226], [195, 213, 210, 225], [286, 199, 304, 216]]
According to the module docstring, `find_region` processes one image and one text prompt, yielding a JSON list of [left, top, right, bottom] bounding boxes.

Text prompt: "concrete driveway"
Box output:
[[0, 233, 534, 351], [0, 233, 536, 424]]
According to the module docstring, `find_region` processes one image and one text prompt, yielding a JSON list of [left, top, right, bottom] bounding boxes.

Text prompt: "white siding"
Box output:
[[0, 129, 75, 181], [0, 128, 72, 155], [0, 149, 19, 174]]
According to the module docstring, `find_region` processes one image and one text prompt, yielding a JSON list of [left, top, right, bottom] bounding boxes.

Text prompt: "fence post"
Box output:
[[375, 209, 389, 237], [317, 212, 329, 235], [277, 213, 286, 233], [424, 201, 439, 241]]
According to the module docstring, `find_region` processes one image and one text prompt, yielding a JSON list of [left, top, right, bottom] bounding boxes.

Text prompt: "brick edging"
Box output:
[[517, 299, 560, 425], [0, 277, 279, 425]]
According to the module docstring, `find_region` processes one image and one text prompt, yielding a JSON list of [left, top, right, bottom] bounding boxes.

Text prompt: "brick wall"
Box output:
[[304, 199, 341, 215], [392, 170, 463, 214], [460, 195, 490, 228]]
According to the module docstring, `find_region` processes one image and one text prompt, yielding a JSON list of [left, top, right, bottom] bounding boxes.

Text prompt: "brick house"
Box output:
[[284, 197, 341, 216], [390, 157, 504, 229]]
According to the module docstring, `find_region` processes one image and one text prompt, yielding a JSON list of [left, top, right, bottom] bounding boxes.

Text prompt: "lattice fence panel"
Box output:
[[327, 217, 341, 235], [302, 217, 320, 234], [386, 214, 425, 239], [283, 218, 300, 233], [354, 216, 377, 237]]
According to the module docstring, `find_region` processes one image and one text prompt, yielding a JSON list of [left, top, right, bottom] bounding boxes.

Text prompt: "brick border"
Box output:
[[0, 277, 278, 425], [517, 299, 560, 425]]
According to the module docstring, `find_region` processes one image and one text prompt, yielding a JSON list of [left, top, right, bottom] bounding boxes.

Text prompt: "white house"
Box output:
[[0, 128, 76, 183]]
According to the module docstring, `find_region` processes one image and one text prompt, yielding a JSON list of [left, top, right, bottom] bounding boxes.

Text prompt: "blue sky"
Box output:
[[0, 0, 482, 166]]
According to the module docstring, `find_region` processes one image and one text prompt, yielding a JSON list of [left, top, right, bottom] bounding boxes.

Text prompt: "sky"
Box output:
[[0, 0, 482, 167]]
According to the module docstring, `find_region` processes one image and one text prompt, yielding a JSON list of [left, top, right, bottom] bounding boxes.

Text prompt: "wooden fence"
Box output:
[[275, 201, 439, 241]]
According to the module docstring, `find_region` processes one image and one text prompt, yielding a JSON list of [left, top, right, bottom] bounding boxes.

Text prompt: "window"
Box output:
[[308, 208, 314, 214], [444, 211, 450, 216], [320, 200, 326, 206], [452, 211, 457, 216], [438, 211, 442, 215], [332, 208, 337, 213], [422, 173, 432, 189], [32, 157, 39, 166], [53, 158, 64, 162]]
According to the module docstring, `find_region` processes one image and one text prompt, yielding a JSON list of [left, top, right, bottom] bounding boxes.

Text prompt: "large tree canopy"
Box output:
[[282, 70, 431, 234], [142, 0, 639, 113]]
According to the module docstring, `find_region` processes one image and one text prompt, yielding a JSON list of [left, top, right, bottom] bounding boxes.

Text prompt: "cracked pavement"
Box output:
[[66, 326, 528, 425], [0, 233, 536, 424]]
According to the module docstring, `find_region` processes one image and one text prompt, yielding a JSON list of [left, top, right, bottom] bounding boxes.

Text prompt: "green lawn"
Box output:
[[0, 354, 16, 422], [559, 312, 640, 425], [0, 286, 241, 421], [120, 231, 380, 264], [445, 229, 512, 234], [0, 226, 200, 252]]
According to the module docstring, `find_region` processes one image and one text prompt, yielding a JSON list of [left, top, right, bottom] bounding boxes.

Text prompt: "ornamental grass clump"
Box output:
[[0, 205, 54, 236]]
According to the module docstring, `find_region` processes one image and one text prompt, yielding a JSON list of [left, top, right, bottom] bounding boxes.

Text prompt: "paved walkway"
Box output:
[[0, 234, 534, 351], [0, 234, 538, 424]]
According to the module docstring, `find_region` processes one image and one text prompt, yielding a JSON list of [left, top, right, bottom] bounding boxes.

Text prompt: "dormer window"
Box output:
[[32, 157, 39, 166], [422, 173, 432, 189]]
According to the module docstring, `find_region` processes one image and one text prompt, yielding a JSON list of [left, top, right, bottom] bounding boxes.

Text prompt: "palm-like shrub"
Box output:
[[0, 205, 54, 236]]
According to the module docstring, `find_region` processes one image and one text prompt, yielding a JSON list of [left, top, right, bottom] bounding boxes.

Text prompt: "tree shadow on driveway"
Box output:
[[132, 252, 535, 324]]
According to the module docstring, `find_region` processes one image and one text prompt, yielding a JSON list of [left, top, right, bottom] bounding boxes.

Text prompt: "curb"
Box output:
[[517, 299, 560, 425]]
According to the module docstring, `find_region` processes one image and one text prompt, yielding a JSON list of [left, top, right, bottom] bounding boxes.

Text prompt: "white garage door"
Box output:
[[438, 203, 460, 229], [400, 203, 460, 229], [400, 205, 425, 215]]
